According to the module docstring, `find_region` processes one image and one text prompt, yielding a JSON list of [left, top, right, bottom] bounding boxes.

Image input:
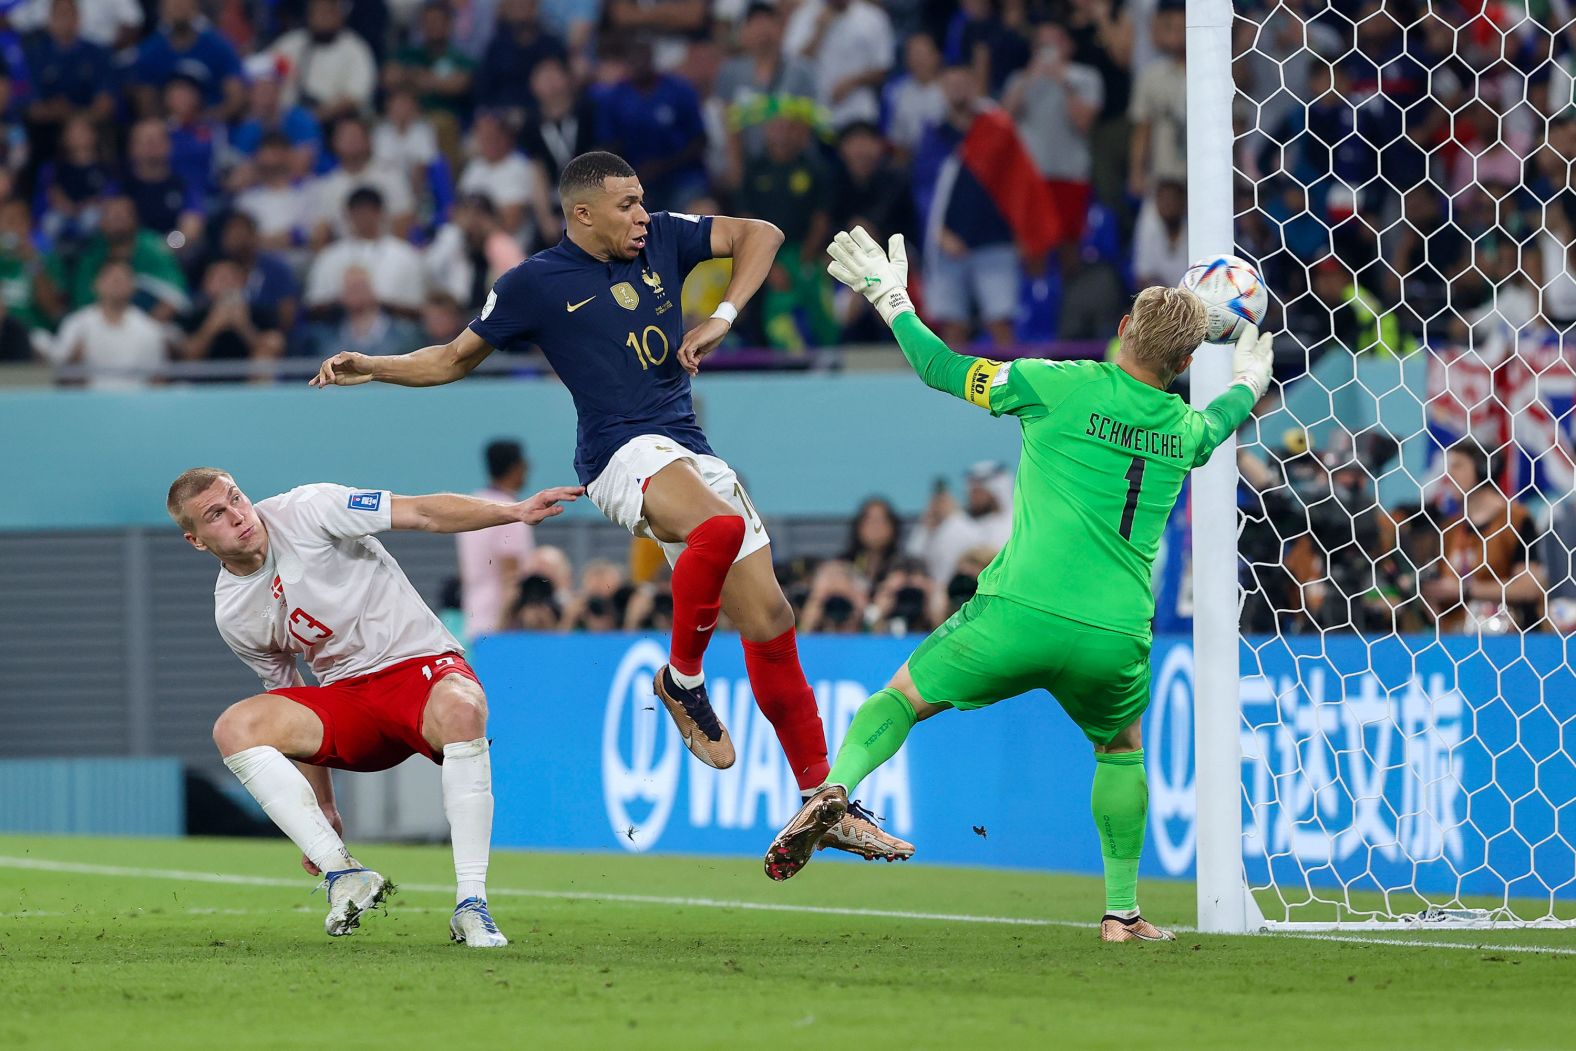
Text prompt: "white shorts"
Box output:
[[586, 435, 771, 566]]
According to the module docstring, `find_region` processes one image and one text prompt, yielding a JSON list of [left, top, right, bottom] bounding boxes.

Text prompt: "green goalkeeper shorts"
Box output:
[[906, 593, 1152, 746]]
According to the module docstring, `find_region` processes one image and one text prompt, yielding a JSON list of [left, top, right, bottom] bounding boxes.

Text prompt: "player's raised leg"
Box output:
[[1092, 720, 1172, 943], [212, 696, 390, 936], [723, 548, 914, 862], [419, 671, 507, 948], [641, 460, 744, 768], [765, 663, 936, 880]]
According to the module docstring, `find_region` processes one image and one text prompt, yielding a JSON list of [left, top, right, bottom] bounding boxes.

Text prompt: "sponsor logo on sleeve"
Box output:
[[480, 289, 497, 320], [347, 491, 382, 511]]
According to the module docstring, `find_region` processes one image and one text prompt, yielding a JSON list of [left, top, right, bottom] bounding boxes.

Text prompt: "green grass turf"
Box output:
[[1, 834, 1572, 1050]]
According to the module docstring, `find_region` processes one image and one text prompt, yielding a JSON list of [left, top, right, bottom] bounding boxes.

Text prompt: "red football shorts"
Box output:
[[269, 652, 480, 772]]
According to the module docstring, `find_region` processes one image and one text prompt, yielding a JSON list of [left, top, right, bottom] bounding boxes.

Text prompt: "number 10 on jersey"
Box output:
[[626, 326, 670, 370]]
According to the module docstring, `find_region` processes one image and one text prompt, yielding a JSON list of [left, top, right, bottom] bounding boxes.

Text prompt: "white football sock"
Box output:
[[443, 738, 494, 904], [670, 666, 705, 690], [223, 746, 355, 875]]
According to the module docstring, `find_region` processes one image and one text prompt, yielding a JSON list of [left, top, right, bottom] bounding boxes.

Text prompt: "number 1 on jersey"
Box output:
[[1119, 456, 1146, 541]]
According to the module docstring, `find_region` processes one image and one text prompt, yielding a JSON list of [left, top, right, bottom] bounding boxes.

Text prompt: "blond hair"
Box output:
[[166, 467, 232, 530], [1123, 286, 1209, 384]]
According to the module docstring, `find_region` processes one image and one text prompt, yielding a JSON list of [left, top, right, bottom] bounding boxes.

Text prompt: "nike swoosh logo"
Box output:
[[566, 296, 596, 312], [697, 620, 718, 633]]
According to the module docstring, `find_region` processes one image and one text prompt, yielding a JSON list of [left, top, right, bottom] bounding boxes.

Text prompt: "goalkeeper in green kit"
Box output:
[[762, 228, 1274, 943]]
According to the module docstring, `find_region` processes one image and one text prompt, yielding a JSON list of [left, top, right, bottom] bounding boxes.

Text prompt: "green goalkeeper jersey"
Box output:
[[891, 312, 1256, 640]]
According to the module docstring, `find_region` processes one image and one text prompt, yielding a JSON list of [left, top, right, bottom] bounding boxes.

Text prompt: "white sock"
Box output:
[[670, 666, 705, 690], [223, 746, 355, 875], [442, 738, 493, 904], [1109, 907, 1141, 921]]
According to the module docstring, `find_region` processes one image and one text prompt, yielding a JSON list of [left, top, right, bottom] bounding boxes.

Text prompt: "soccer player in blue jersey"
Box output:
[[312, 151, 911, 862]]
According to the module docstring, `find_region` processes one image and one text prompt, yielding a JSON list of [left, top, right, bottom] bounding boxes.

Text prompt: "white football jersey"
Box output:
[[214, 484, 463, 689]]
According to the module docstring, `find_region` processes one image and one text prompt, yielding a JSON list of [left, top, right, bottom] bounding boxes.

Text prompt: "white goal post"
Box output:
[[1188, 0, 1576, 932]]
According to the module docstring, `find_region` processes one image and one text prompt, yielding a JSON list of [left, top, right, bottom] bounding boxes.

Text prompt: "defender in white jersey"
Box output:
[[167, 467, 582, 945]]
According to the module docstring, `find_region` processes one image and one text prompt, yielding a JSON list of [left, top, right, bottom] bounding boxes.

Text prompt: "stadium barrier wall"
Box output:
[[474, 631, 1576, 900], [0, 758, 184, 836], [0, 373, 1019, 530]]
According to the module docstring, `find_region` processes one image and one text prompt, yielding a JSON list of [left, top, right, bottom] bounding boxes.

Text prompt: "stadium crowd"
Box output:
[[0, 0, 1210, 385]]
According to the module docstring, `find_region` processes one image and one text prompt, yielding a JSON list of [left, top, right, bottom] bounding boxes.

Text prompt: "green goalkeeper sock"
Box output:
[[825, 688, 919, 794], [1091, 750, 1147, 915]]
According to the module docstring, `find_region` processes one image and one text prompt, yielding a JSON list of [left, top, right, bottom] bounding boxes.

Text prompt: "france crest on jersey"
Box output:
[[467, 211, 718, 485]]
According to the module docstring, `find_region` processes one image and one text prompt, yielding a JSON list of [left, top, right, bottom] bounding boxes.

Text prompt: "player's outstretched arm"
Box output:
[[677, 215, 784, 375], [826, 227, 979, 400], [389, 486, 585, 533], [1194, 323, 1274, 467], [309, 327, 497, 389]]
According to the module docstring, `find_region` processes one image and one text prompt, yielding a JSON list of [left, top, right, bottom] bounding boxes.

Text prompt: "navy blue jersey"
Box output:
[[468, 211, 718, 485]]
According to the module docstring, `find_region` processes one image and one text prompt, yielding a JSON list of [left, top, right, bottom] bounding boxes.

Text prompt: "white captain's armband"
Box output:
[[964, 358, 1010, 409]]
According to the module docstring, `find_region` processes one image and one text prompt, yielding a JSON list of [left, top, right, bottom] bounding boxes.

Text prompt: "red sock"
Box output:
[[742, 627, 830, 790], [668, 515, 746, 677]]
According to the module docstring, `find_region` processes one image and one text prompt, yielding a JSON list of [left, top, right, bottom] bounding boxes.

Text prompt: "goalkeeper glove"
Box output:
[[826, 227, 914, 327], [1232, 323, 1274, 400]]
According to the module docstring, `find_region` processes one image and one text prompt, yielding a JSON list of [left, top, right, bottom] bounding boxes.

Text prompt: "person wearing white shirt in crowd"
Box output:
[[782, 0, 894, 130], [885, 31, 946, 158], [304, 186, 426, 316], [372, 86, 440, 190], [44, 260, 170, 389], [309, 115, 416, 244], [423, 192, 525, 311], [457, 110, 559, 247], [8, 0, 143, 49], [1132, 177, 1190, 288], [236, 133, 318, 267], [457, 439, 537, 638], [165, 466, 580, 944], [268, 0, 378, 123], [905, 461, 1014, 586]]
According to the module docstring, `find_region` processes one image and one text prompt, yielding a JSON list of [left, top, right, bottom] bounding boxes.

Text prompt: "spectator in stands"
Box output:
[[475, 0, 568, 125], [22, 0, 115, 163], [121, 118, 204, 249], [424, 192, 524, 313], [905, 461, 1012, 585], [163, 74, 223, 205], [605, 0, 707, 73], [538, 0, 598, 73], [1128, 0, 1186, 200], [714, 1, 816, 189], [1307, 257, 1402, 358], [177, 257, 287, 370], [268, 0, 379, 124], [782, 0, 893, 131], [884, 31, 946, 161], [867, 555, 938, 636], [0, 72, 29, 180], [234, 133, 316, 262], [828, 121, 916, 251], [596, 36, 707, 210], [385, 0, 477, 164], [562, 559, 629, 633], [799, 559, 869, 635], [0, 296, 36, 363], [216, 210, 299, 348], [326, 264, 422, 357], [372, 86, 440, 201], [7, 0, 142, 50], [918, 64, 1020, 349], [943, 0, 1030, 96], [513, 573, 563, 630], [228, 54, 324, 183], [42, 259, 170, 389], [37, 113, 112, 246], [420, 289, 467, 345], [39, 194, 189, 322], [0, 197, 49, 331], [842, 496, 902, 587], [309, 115, 416, 244], [456, 438, 536, 637], [518, 55, 596, 189], [305, 187, 426, 319], [1540, 494, 1576, 631], [1384, 186, 1470, 345], [1132, 177, 1188, 288], [737, 106, 835, 349], [132, 0, 246, 120], [1003, 21, 1102, 254], [1419, 439, 1545, 632], [458, 109, 558, 247]]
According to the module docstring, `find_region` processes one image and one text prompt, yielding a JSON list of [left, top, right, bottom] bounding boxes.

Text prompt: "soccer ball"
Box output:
[[1179, 255, 1268, 344]]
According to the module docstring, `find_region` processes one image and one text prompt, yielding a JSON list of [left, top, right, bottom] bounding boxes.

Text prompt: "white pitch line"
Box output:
[[3, 855, 1573, 956]]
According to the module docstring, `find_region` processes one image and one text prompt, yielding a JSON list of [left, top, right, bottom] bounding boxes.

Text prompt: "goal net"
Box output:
[[1191, 0, 1576, 930]]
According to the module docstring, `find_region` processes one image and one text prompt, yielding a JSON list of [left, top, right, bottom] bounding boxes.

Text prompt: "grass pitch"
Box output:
[[0, 834, 1571, 1050]]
